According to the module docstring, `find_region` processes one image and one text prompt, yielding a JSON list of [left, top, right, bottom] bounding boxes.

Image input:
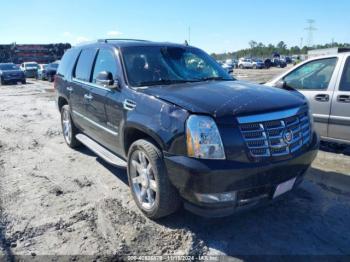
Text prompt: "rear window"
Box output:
[[57, 48, 80, 78], [74, 48, 97, 82]]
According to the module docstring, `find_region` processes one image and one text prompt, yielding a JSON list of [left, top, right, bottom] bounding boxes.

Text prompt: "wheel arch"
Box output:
[[123, 124, 166, 156]]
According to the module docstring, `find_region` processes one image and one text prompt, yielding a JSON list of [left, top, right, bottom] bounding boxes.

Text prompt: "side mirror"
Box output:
[[275, 80, 286, 89], [96, 71, 120, 89]]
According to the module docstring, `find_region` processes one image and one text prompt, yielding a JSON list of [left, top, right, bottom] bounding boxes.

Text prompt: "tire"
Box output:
[[253, 65, 257, 69], [239, 64, 244, 69], [21, 79, 26, 84], [0, 77, 5, 85], [127, 139, 181, 219], [60, 105, 81, 148]]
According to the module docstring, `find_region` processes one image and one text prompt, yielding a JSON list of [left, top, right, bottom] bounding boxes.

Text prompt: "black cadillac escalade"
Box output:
[[55, 39, 319, 219]]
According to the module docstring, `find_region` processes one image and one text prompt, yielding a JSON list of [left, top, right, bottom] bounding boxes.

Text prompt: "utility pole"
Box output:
[[304, 19, 317, 47], [300, 37, 303, 48]]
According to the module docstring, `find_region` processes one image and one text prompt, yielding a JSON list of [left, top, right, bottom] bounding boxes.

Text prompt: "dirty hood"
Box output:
[[141, 80, 307, 118]]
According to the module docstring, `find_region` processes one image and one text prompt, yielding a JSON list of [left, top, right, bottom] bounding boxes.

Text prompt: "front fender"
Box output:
[[121, 93, 189, 155]]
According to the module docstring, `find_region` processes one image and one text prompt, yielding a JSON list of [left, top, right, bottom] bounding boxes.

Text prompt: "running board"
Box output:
[[76, 134, 127, 168]]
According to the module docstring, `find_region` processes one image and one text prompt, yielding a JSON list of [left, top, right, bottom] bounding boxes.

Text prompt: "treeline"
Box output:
[[211, 41, 350, 61]]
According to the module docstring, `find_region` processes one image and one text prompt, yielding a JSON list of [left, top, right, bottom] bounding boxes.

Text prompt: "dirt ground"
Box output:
[[0, 71, 350, 260]]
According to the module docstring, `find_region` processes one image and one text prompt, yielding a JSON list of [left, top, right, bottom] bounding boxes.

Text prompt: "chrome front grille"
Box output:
[[238, 107, 311, 158]]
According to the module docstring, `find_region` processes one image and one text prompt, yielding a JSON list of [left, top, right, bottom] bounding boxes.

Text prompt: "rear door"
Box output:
[[328, 55, 350, 143], [282, 57, 339, 137], [70, 48, 98, 133]]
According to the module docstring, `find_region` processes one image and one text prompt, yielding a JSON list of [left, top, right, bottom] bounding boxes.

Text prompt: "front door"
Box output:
[[329, 55, 350, 142], [84, 47, 123, 154], [282, 57, 339, 137]]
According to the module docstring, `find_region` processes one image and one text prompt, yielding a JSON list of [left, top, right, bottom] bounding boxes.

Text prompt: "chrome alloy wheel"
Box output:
[[130, 150, 157, 210], [62, 108, 72, 144]]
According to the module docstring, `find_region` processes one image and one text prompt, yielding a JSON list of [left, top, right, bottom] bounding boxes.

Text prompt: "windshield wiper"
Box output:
[[137, 79, 198, 86], [197, 76, 234, 81]]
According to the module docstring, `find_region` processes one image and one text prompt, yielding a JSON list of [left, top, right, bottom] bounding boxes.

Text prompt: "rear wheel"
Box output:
[[60, 105, 81, 148], [127, 139, 181, 219], [239, 64, 244, 69], [253, 64, 257, 69]]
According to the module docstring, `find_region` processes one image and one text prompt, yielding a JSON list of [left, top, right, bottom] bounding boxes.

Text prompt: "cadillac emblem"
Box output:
[[283, 129, 293, 144]]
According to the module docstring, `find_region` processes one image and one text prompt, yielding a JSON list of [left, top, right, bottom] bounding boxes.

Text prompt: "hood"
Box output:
[[140, 80, 307, 118], [1, 69, 24, 75]]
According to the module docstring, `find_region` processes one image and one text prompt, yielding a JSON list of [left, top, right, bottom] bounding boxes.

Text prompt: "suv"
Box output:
[[20, 62, 39, 78], [266, 53, 350, 145], [238, 58, 253, 69], [55, 39, 319, 219], [45, 61, 60, 82], [0, 63, 26, 85], [252, 59, 265, 69]]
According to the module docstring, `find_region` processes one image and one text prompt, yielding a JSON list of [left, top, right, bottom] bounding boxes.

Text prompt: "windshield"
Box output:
[[25, 63, 38, 68], [0, 64, 19, 70], [121, 46, 233, 87], [50, 63, 59, 69]]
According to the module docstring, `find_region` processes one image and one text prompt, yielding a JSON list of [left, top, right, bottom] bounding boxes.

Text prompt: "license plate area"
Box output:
[[273, 177, 296, 198]]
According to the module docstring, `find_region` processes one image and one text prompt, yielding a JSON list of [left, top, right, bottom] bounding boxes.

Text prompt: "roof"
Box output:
[[75, 39, 190, 49]]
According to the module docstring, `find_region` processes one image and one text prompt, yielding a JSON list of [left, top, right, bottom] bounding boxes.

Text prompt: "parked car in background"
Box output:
[[272, 58, 287, 68], [55, 39, 318, 219], [44, 61, 59, 82], [0, 63, 26, 85], [238, 58, 253, 69], [252, 59, 265, 69], [36, 64, 48, 80], [20, 62, 39, 78], [266, 52, 350, 145], [222, 59, 237, 74]]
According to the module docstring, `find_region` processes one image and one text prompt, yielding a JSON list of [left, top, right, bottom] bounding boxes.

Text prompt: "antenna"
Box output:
[[304, 19, 317, 47]]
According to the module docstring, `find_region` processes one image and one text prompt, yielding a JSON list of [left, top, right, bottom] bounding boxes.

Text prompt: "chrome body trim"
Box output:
[[237, 107, 301, 124], [72, 77, 112, 92], [72, 110, 118, 136]]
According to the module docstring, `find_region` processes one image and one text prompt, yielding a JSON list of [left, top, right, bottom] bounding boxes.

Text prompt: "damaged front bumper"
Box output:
[[164, 131, 319, 217]]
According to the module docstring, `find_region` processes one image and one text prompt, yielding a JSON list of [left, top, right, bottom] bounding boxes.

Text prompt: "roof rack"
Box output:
[[97, 38, 149, 43]]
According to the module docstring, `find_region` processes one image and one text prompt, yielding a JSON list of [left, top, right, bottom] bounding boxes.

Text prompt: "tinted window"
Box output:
[[74, 48, 97, 82], [339, 57, 350, 91], [57, 48, 80, 77], [92, 49, 118, 83], [284, 58, 337, 90]]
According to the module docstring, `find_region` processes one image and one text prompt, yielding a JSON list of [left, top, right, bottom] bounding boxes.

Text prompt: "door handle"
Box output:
[[314, 94, 329, 102], [66, 86, 73, 92], [84, 94, 93, 101], [337, 95, 350, 103]]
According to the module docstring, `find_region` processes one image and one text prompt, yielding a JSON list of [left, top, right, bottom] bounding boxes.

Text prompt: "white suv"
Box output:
[[238, 58, 253, 69]]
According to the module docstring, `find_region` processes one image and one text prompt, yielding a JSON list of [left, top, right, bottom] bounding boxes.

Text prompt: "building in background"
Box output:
[[0, 43, 71, 64]]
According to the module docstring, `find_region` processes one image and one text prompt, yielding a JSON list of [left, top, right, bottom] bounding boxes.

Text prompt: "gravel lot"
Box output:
[[0, 72, 350, 260]]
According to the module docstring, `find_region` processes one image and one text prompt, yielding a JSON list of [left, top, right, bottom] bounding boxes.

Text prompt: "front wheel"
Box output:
[[60, 105, 81, 148], [127, 139, 181, 219]]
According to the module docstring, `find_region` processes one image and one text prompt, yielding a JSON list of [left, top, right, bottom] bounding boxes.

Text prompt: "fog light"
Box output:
[[194, 191, 236, 203]]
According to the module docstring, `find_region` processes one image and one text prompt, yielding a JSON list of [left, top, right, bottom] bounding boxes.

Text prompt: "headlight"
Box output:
[[186, 115, 225, 159]]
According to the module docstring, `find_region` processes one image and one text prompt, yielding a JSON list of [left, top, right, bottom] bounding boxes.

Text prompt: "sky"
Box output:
[[0, 0, 349, 53]]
